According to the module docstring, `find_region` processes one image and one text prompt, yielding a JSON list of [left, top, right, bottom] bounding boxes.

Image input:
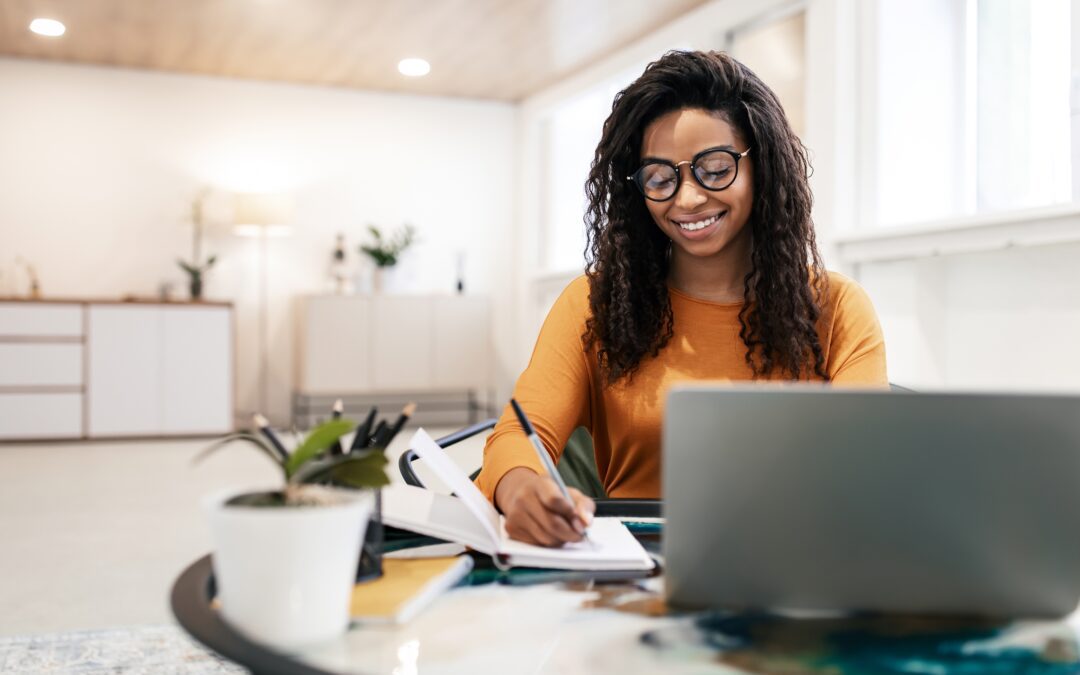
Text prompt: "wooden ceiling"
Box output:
[[0, 0, 711, 101]]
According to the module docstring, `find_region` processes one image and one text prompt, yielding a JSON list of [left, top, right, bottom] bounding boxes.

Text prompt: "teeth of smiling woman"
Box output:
[[677, 213, 721, 231]]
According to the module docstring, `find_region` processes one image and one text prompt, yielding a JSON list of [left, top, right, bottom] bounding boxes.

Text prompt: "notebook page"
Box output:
[[381, 483, 494, 554], [497, 517, 656, 571], [407, 428, 501, 546]]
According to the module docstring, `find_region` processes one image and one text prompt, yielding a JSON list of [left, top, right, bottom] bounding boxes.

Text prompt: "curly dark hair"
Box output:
[[583, 50, 827, 384]]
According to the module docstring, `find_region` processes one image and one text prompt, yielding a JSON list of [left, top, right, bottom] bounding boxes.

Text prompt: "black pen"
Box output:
[[510, 398, 592, 542], [368, 420, 388, 447], [350, 407, 378, 452], [378, 402, 416, 447], [253, 413, 289, 462], [329, 399, 344, 455]]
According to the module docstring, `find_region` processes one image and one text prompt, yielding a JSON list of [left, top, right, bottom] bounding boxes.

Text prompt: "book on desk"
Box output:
[[351, 555, 473, 624]]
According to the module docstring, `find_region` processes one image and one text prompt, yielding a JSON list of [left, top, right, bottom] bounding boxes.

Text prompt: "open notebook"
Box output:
[[381, 429, 655, 571]]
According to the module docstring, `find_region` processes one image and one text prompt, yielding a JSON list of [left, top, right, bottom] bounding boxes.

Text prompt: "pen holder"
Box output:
[[356, 488, 383, 582]]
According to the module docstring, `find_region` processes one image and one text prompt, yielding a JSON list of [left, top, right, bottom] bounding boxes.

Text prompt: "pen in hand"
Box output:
[[509, 398, 592, 544]]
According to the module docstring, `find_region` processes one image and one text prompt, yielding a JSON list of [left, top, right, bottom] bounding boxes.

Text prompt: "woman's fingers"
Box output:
[[531, 480, 585, 542], [569, 487, 596, 525], [520, 503, 572, 547], [498, 470, 599, 547]]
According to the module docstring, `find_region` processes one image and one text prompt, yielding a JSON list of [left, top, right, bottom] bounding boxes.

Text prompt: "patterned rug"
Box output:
[[0, 624, 244, 674]]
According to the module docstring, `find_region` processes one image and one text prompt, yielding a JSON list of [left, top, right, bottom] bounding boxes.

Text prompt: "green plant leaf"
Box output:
[[205, 255, 217, 268], [284, 419, 356, 478], [191, 432, 286, 476], [289, 450, 390, 488], [359, 224, 414, 268], [178, 259, 197, 275]]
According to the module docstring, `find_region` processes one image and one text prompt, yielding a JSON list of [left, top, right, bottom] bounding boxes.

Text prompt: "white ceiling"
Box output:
[[0, 0, 712, 101]]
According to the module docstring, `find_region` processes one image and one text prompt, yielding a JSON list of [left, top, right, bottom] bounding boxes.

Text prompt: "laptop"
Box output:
[[662, 385, 1080, 617]]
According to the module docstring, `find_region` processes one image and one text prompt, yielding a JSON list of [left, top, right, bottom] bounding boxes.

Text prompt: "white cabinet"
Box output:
[[371, 297, 433, 391], [0, 343, 83, 387], [161, 307, 232, 434], [0, 303, 83, 337], [87, 306, 162, 436], [0, 393, 83, 439], [87, 304, 233, 437], [0, 302, 84, 440], [0, 301, 233, 440], [431, 296, 490, 391], [295, 295, 490, 425], [299, 296, 372, 395]]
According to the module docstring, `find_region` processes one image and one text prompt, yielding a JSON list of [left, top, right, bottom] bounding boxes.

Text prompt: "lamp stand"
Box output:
[[257, 229, 269, 416]]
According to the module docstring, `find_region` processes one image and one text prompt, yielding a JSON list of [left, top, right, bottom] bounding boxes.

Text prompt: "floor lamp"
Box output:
[[233, 193, 294, 418]]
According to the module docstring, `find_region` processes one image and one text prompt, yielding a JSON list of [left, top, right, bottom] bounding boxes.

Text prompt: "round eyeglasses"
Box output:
[[627, 147, 752, 202]]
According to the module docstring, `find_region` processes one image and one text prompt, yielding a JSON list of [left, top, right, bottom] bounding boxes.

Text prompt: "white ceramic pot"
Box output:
[[204, 487, 372, 648]]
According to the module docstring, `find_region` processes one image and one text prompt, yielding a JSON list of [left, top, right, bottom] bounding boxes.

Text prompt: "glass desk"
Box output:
[[173, 542, 1080, 675]]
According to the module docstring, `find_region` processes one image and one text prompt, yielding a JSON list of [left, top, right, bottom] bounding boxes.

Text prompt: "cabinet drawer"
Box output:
[[0, 303, 83, 337], [0, 343, 83, 386], [0, 392, 83, 439]]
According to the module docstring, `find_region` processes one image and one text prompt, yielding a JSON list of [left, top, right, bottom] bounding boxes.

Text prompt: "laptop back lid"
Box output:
[[662, 386, 1080, 617]]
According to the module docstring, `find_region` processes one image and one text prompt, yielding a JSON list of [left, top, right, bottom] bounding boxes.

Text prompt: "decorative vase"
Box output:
[[204, 488, 373, 647], [189, 274, 203, 301], [372, 267, 385, 294]]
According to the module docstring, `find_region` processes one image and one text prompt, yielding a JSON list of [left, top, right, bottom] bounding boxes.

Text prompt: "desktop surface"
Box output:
[[174, 550, 1080, 674]]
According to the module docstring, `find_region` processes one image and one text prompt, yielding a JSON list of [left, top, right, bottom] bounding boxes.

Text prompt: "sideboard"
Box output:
[[294, 294, 493, 427], [0, 299, 234, 441]]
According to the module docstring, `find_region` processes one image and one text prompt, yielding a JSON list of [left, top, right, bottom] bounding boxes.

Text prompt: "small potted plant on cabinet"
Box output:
[[178, 192, 217, 300], [359, 223, 416, 293], [195, 418, 389, 647]]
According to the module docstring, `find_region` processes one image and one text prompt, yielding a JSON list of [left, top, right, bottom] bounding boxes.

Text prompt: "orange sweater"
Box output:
[[475, 272, 888, 502]]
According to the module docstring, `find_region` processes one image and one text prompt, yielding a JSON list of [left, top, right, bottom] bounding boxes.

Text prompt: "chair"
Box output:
[[398, 419, 661, 518]]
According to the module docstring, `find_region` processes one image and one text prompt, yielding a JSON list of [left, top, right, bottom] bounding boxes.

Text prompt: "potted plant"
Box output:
[[178, 192, 217, 300], [195, 418, 389, 647], [359, 223, 416, 293]]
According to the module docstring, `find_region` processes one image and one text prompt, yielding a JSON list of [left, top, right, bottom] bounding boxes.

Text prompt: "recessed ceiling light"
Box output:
[[397, 58, 431, 78], [29, 18, 65, 37]]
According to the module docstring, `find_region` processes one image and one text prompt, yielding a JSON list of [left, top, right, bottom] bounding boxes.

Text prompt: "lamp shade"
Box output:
[[233, 193, 294, 236]]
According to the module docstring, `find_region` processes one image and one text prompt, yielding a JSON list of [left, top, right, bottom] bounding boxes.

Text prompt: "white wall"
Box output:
[[0, 58, 516, 425], [858, 241, 1080, 393]]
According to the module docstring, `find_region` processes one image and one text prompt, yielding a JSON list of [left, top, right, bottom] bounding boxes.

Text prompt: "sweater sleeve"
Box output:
[[474, 277, 592, 505], [826, 274, 889, 386]]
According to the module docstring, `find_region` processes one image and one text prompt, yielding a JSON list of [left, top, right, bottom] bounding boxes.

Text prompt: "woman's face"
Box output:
[[638, 108, 754, 265]]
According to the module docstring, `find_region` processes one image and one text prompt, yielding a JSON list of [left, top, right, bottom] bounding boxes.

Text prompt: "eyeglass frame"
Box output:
[[626, 146, 752, 202]]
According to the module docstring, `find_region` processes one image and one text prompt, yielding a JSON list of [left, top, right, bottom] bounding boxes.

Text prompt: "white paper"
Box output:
[[405, 428, 502, 546], [381, 483, 494, 554], [496, 518, 655, 570]]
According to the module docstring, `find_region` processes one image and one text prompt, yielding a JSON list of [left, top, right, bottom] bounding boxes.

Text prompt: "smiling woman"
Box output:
[[474, 50, 888, 548]]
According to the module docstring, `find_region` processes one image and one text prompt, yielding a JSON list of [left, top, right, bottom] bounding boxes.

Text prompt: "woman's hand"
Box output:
[[494, 467, 596, 547]]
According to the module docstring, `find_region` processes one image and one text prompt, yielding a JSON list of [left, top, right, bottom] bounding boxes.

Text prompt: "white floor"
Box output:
[[0, 427, 485, 637]]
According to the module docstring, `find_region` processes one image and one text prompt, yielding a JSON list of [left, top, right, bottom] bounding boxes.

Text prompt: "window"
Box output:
[[728, 8, 807, 139], [539, 66, 645, 274], [874, 0, 1072, 228], [541, 86, 611, 273]]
